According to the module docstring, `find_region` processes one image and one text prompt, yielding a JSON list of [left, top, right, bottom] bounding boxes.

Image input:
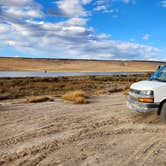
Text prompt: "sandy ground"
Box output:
[[0, 58, 164, 72], [0, 93, 166, 166]]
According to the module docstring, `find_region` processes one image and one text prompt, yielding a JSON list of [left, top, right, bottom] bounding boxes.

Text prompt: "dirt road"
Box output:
[[0, 93, 166, 166]]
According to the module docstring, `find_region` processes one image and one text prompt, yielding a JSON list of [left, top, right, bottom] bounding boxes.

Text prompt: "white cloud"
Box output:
[[82, 0, 93, 4], [94, 5, 107, 11], [0, 24, 9, 33], [0, 0, 43, 20], [111, 0, 130, 4], [3, 18, 158, 59], [4, 7, 43, 18], [97, 33, 111, 39], [111, 0, 136, 5], [0, 0, 33, 7], [93, 5, 114, 13], [94, 0, 132, 14], [62, 17, 87, 26], [161, 0, 166, 7], [52, 0, 92, 17], [142, 34, 151, 40], [96, 0, 105, 5], [0, 0, 161, 60]]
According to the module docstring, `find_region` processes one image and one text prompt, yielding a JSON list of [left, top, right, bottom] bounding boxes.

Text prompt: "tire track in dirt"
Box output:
[[0, 113, 162, 151], [1, 94, 166, 166], [121, 136, 162, 166], [0, 124, 63, 148], [0, 118, 121, 164], [1, 122, 166, 165], [138, 139, 163, 166], [36, 127, 165, 166], [0, 117, 120, 149]]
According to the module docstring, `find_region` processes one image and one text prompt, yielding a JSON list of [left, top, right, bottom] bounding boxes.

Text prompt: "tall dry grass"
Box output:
[[0, 74, 149, 99], [62, 90, 88, 104], [123, 89, 129, 95]]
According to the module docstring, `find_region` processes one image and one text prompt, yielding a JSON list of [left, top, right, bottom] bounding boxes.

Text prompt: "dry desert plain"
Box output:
[[0, 93, 166, 166], [0, 58, 166, 166], [0, 57, 164, 72]]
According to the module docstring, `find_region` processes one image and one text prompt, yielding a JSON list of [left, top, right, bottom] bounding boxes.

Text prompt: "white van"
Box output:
[[127, 65, 166, 122]]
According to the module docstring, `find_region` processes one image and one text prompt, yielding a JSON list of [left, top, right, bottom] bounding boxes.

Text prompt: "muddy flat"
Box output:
[[0, 93, 166, 166]]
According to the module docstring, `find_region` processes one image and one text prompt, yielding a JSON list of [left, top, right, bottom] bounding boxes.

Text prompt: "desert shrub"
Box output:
[[88, 76, 96, 81], [73, 96, 87, 104], [123, 89, 129, 95], [95, 89, 109, 95], [109, 86, 124, 93], [62, 90, 88, 104], [0, 74, 147, 99]]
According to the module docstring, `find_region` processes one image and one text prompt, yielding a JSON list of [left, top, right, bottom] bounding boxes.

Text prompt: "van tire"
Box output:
[[160, 103, 166, 122]]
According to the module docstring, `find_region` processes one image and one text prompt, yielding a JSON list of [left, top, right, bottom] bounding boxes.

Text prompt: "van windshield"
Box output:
[[150, 65, 166, 82]]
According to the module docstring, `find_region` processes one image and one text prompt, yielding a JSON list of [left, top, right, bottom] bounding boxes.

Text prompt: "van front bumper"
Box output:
[[127, 98, 159, 113]]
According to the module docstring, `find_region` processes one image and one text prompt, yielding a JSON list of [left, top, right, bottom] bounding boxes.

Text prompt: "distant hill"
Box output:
[[0, 57, 165, 72]]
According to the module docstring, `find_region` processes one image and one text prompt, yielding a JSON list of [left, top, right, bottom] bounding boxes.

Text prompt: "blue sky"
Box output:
[[0, 0, 166, 60]]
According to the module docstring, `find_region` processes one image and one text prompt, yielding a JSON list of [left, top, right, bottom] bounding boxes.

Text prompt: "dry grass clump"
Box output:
[[123, 89, 129, 95], [108, 87, 124, 93], [95, 89, 109, 95], [62, 90, 88, 104], [27, 96, 53, 103]]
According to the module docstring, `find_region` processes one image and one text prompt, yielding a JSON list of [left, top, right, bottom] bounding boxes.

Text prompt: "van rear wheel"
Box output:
[[160, 103, 166, 122]]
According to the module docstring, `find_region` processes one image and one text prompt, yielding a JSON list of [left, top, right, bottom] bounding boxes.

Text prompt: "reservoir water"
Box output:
[[0, 71, 146, 78]]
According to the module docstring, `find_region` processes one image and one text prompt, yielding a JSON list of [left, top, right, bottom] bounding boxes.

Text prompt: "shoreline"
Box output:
[[0, 71, 148, 78]]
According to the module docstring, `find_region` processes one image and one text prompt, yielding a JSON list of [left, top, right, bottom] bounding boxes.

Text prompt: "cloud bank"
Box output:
[[0, 0, 161, 60]]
